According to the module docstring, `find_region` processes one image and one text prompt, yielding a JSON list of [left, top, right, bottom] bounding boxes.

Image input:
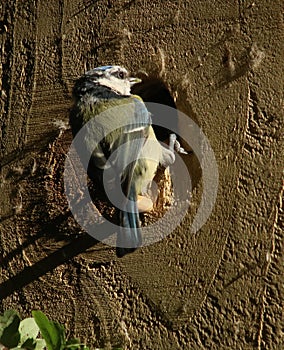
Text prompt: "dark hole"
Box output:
[[132, 77, 201, 191], [131, 79, 178, 142]]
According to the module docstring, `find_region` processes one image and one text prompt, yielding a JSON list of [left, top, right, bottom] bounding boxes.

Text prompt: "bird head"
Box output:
[[82, 65, 141, 96]]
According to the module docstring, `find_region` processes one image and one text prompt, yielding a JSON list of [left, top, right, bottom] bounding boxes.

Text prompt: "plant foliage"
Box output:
[[0, 310, 122, 350]]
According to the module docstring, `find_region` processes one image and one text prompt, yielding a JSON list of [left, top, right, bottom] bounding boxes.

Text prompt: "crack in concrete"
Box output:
[[257, 184, 283, 349]]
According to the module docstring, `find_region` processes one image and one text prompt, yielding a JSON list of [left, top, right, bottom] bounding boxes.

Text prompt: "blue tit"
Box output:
[[70, 65, 175, 257]]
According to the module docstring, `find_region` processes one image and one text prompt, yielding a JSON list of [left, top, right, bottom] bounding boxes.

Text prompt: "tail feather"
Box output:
[[116, 186, 142, 258]]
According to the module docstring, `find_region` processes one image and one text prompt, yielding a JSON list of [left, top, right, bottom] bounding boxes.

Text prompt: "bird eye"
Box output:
[[118, 71, 125, 79]]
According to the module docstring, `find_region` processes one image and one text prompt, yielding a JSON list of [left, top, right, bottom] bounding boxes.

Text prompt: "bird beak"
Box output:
[[129, 77, 142, 86]]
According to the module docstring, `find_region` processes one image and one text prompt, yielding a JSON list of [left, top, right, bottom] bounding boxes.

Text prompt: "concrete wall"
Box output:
[[0, 1, 283, 348]]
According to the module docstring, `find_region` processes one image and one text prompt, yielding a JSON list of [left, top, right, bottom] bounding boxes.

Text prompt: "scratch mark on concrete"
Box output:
[[256, 184, 283, 349]]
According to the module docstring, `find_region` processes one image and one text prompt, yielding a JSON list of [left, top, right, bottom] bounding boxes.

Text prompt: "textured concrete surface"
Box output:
[[0, 0, 283, 349]]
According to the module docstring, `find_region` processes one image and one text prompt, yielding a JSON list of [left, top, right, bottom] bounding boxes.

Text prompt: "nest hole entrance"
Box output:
[[132, 78, 198, 227], [132, 78, 202, 191], [132, 78, 178, 142]]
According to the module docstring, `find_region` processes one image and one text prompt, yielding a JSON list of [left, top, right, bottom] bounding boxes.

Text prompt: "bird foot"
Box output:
[[137, 195, 153, 212]]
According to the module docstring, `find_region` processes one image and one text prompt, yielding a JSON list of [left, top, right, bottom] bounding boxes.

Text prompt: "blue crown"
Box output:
[[94, 65, 114, 71]]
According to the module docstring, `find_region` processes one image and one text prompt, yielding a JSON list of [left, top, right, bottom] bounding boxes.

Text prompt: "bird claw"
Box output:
[[170, 133, 188, 155], [174, 140, 188, 154]]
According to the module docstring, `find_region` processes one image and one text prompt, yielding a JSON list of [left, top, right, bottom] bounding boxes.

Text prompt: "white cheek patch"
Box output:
[[98, 77, 131, 95]]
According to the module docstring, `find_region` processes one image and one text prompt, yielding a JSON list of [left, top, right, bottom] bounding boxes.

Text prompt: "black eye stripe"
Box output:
[[113, 70, 126, 79]]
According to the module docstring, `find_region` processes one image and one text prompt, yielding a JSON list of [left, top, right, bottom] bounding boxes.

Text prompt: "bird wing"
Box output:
[[113, 96, 150, 256], [84, 96, 150, 196], [110, 96, 151, 199]]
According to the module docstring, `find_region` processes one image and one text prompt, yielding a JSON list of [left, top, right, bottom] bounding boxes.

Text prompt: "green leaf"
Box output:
[[21, 337, 37, 350], [19, 317, 40, 345], [32, 310, 65, 350], [0, 310, 14, 325], [35, 338, 47, 350], [0, 310, 21, 347], [65, 338, 83, 349], [0, 309, 19, 333], [66, 338, 81, 345], [65, 338, 89, 350]]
